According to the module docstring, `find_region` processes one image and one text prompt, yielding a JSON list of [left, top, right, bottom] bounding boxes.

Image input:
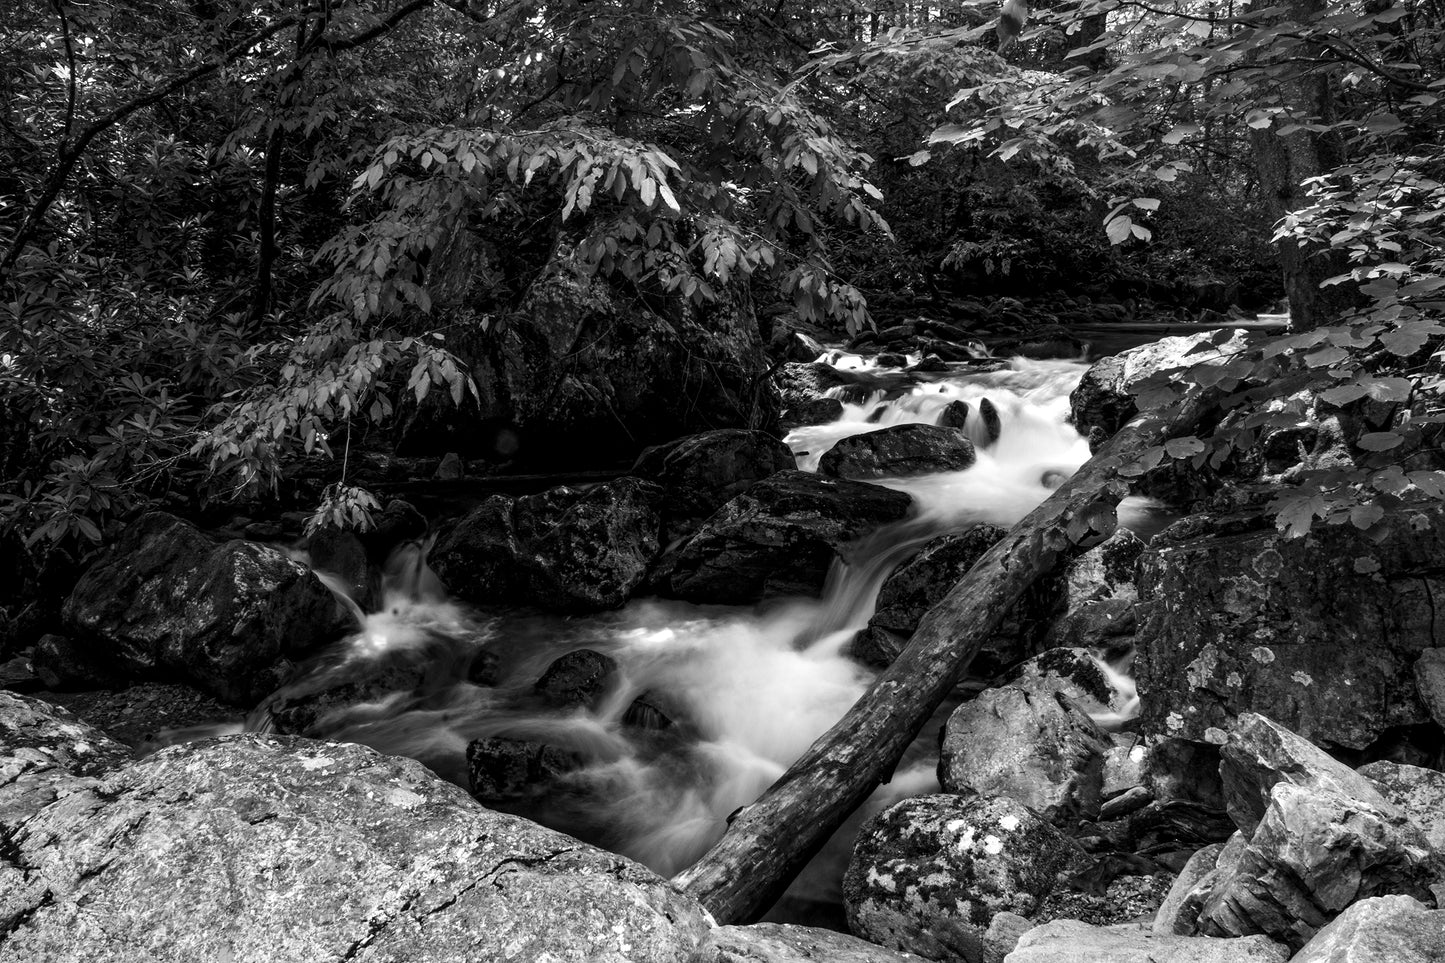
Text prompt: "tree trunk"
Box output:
[[673, 388, 1216, 923]]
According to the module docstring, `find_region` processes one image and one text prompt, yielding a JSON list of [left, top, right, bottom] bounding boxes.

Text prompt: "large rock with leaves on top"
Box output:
[[843, 794, 1080, 962], [1070, 329, 1252, 437], [0, 735, 712, 963], [402, 248, 773, 465], [653, 469, 913, 603], [431, 476, 663, 612], [1134, 505, 1445, 750], [61, 512, 343, 704]]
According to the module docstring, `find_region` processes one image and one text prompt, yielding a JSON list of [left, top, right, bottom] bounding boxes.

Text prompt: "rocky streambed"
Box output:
[[5, 327, 1445, 961]]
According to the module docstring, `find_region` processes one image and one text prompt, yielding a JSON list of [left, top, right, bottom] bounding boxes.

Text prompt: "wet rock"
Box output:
[[1187, 782, 1438, 951], [632, 429, 795, 541], [774, 361, 850, 407], [939, 400, 971, 430], [699, 922, 920, 962], [0, 735, 711, 961], [1358, 760, 1445, 851], [785, 331, 828, 363], [623, 693, 674, 731], [1006, 920, 1288, 962], [654, 470, 912, 604], [62, 512, 343, 704], [536, 649, 618, 709], [977, 398, 1001, 444], [467, 736, 586, 802], [854, 526, 1005, 667], [431, 476, 663, 612], [1134, 504, 1445, 750], [779, 398, 845, 432], [818, 424, 975, 479], [306, 526, 372, 609], [359, 498, 428, 562], [435, 451, 465, 480], [1218, 712, 1392, 838], [1, 691, 131, 826], [1290, 895, 1445, 963], [844, 794, 1080, 963], [1070, 329, 1252, 437], [939, 661, 1114, 823]]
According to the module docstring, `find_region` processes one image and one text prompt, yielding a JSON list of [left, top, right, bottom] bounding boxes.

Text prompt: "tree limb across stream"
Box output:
[[672, 390, 1216, 924]]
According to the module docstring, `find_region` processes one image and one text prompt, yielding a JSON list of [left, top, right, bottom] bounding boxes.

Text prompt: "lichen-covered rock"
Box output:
[[632, 429, 795, 541], [653, 470, 913, 604], [818, 424, 975, 479], [1290, 895, 1445, 963], [62, 512, 343, 704], [700, 922, 920, 962], [940, 654, 1116, 823], [0, 735, 711, 963], [1004, 919, 1287, 963], [853, 525, 1005, 668], [844, 795, 1080, 962], [1070, 330, 1251, 437], [1134, 505, 1445, 750], [1358, 760, 1445, 853], [0, 691, 131, 827], [431, 476, 663, 612]]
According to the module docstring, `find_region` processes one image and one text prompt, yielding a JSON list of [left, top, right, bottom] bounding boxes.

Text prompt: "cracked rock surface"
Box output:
[[0, 734, 711, 962]]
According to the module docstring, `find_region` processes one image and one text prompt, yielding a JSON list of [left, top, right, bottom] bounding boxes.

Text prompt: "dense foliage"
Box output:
[[2, 0, 1442, 559]]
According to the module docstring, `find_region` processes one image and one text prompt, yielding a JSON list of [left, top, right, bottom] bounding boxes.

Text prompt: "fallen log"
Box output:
[[672, 390, 1215, 924]]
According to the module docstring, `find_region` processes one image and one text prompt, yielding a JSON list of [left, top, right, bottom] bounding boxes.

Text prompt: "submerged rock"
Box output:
[[536, 649, 618, 709], [1134, 504, 1445, 750], [818, 424, 975, 479], [653, 470, 913, 604], [467, 735, 585, 803], [632, 428, 795, 541], [844, 794, 1079, 962], [0, 735, 712, 962], [431, 476, 663, 612], [62, 512, 343, 704], [1005, 920, 1287, 962]]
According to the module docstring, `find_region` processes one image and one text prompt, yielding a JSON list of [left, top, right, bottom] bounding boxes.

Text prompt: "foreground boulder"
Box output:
[[1290, 895, 1445, 963], [0, 691, 131, 826], [844, 794, 1079, 962], [654, 470, 913, 604], [0, 735, 712, 962], [1135, 504, 1445, 750], [631, 429, 795, 542], [62, 512, 342, 704], [818, 424, 975, 479], [699, 923, 920, 962], [1005, 920, 1287, 962], [431, 476, 663, 612]]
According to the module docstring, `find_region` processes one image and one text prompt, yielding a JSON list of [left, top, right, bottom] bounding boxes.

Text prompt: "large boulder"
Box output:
[[939, 652, 1116, 824], [844, 794, 1080, 962], [1134, 504, 1445, 750], [0, 691, 131, 826], [1004, 920, 1287, 962], [818, 424, 976, 479], [1359, 760, 1445, 851], [402, 250, 772, 466], [431, 476, 663, 612], [699, 923, 920, 962], [653, 470, 913, 604], [631, 429, 796, 542], [1070, 329, 1251, 437], [62, 512, 343, 704], [0, 735, 712, 962], [1290, 895, 1445, 963]]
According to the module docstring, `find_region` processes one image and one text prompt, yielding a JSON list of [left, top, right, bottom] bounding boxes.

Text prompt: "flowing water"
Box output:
[[167, 350, 1163, 912]]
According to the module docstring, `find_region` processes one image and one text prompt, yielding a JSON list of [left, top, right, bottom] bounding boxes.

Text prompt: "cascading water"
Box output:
[[162, 348, 1157, 913]]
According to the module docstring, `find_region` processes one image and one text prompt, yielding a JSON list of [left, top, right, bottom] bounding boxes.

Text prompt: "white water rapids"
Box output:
[[168, 351, 1164, 916]]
